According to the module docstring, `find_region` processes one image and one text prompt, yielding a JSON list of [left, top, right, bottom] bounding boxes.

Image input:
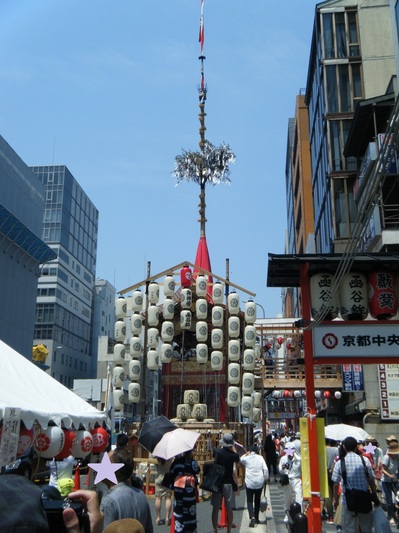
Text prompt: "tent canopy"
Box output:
[[0, 339, 106, 430]]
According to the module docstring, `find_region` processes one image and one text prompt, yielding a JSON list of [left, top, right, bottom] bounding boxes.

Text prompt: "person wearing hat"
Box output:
[[381, 440, 399, 525], [103, 518, 145, 533], [211, 433, 240, 533]]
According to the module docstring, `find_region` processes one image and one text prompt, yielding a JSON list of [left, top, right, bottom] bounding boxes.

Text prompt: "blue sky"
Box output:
[[0, 1, 316, 317]]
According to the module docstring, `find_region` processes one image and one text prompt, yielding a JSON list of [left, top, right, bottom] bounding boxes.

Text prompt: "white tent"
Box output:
[[0, 339, 106, 430]]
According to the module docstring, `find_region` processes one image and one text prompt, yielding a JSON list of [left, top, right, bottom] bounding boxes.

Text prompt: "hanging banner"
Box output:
[[378, 364, 399, 420], [0, 407, 21, 467], [342, 364, 364, 391], [299, 417, 328, 499]]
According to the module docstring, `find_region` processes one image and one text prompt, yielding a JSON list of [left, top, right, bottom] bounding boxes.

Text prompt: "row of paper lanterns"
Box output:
[[310, 271, 398, 320], [9, 425, 109, 460], [271, 389, 342, 399]]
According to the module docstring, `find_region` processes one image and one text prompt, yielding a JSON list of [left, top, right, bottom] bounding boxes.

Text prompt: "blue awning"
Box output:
[[0, 204, 56, 264]]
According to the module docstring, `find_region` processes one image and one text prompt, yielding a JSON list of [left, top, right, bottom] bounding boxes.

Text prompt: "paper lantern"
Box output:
[[252, 407, 261, 422], [148, 327, 159, 348], [114, 320, 126, 342], [147, 305, 159, 326], [314, 390, 322, 399], [310, 273, 339, 320], [196, 298, 208, 319], [228, 363, 240, 384], [131, 289, 143, 312], [244, 325, 256, 347], [55, 429, 76, 460], [293, 390, 301, 399], [184, 390, 200, 405], [228, 316, 240, 338], [160, 343, 173, 363], [273, 390, 281, 398], [17, 427, 34, 457], [115, 297, 127, 319], [244, 301, 256, 324], [147, 349, 159, 370], [227, 292, 240, 315], [71, 430, 93, 458], [211, 328, 223, 349], [129, 359, 141, 380], [91, 427, 109, 454], [212, 282, 224, 304], [33, 426, 65, 458], [114, 343, 126, 361], [242, 373, 255, 395], [339, 273, 368, 320], [177, 404, 191, 419], [227, 386, 240, 407], [180, 310, 192, 330], [323, 390, 331, 399], [196, 275, 207, 296], [211, 350, 223, 371], [114, 389, 124, 411], [130, 336, 143, 357], [278, 336, 284, 345], [228, 339, 240, 361], [243, 349, 255, 370], [253, 391, 262, 407], [191, 404, 207, 420], [334, 391, 342, 399], [283, 390, 291, 398], [181, 288, 192, 309], [148, 282, 159, 304], [130, 313, 142, 335], [163, 298, 175, 320], [161, 321, 174, 342], [241, 396, 254, 417], [368, 271, 398, 319], [212, 306, 224, 327], [180, 265, 192, 288], [128, 382, 140, 403], [113, 366, 125, 388], [164, 275, 175, 297], [196, 343, 208, 364]]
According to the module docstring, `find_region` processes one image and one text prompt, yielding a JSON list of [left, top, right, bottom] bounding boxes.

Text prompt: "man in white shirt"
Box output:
[[240, 445, 269, 527]]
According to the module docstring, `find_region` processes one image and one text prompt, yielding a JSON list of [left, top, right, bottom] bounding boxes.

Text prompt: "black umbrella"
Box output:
[[137, 415, 177, 453]]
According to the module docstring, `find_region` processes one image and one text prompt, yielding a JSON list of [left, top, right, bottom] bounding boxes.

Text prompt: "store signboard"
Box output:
[[342, 364, 364, 391], [378, 364, 399, 420]]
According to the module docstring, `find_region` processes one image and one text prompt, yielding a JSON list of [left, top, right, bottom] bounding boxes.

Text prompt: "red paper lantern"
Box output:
[[278, 336, 284, 345], [71, 430, 93, 458], [180, 265, 192, 288], [323, 391, 331, 399], [283, 390, 291, 398], [91, 427, 109, 454], [56, 429, 76, 460], [368, 271, 398, 320], [17, 427, 34, 457]]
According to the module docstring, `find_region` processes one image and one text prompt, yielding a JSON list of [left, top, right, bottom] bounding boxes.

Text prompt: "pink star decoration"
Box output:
[[88, 453, 124, 484], [363, 443, 376, 455], [285, 446, 296, 457]]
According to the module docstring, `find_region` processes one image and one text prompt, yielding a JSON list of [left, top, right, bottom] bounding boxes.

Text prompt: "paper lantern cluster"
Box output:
[[310, 271, 398, 320], [272, 389, 341, 400], [171, 390, 214, 423], [31, 426, 97, 459]]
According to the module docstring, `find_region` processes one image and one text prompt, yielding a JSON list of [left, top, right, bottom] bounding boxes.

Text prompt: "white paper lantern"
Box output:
[[148, 328, 159, 348], [310, 273, 339, 319], [164, 275, 175, 297], [177, 404, 191, 419], [228, 339, 240, 361], [241, 396, 254, 417], [131, 289, 143, 312], [227, 386, 240, 407], [160, 343, 173, 363], [114, 343, 126, 361], [148, 282, 159, 304], [252, 407, 261, 422], [212, 306, 224, 327], [130, 313, 142, 335], [114, 389, 124, 411], [227, 292, 240, 314], [196, 343, 208, 364], [254, 343, 261, 359], [71, 430, 93, 458], [196, 275, 208, 296], [211, 328, 223, 349], [196, 321, 208, 342], [211, 350, 223, 371], [180, 310, 192, 330], [228, 363, 240, 384], [147, 349, 159, 370], [244, 325, 256, 347], [242, 372, 255, 395], [114, 320, 126, 342], [334, 391, 342, 399], [243, 348, 255, 370], [315, 390, 322, 399], [293, 390, 301, 398], [181, 288, 192, 309], [115, 297, 127, 319], [273, 390, 282, 398], [340, 272, 368, 320], [184, 390, 200, 405], [147, 305, 159, 326], [228, 316, 240, 338], [163, 298, 175, 320], [196, 298, 208, 319], [33, 426, 65, 459], [130, 336, 143, 357], [244, 300, 256, 324], [191, 404, 207, 420], [212, 282, 224, 304], [128, 382, 140, 403], [113, 366, 125, 387], [253, 391, 262, 407], [161, 321, 174, 342], [129, 358, 141, 381]]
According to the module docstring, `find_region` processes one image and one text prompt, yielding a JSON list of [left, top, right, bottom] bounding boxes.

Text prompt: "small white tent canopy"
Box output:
[[0, 339, 106, 430]]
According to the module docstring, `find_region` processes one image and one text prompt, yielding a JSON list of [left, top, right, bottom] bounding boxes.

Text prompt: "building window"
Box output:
[[332, 177, 358, 238], [322, 10, 359, 60]]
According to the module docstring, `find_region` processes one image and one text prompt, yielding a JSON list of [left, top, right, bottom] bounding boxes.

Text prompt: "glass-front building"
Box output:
[[31, 165, 99, 386]]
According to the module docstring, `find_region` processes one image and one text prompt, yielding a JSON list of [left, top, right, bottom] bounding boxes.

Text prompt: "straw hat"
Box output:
[[103, 519, 145, 533], [387, 441, 399, 454], [386, 434, 398, 443]]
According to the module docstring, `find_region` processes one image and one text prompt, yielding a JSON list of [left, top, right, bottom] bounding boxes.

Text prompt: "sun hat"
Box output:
[[221, 433, 234, 447], [387, 441, 399, 454], [103, 519, 145, 533], [386, 435, 398, 442]]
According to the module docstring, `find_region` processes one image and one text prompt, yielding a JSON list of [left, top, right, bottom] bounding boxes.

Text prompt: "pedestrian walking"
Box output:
[[278, 443, 302, 523], [154, 457, 173, 526], [240, 444, 269, 527], [381, 439, 399, 525], [264, 434, 278, 482]]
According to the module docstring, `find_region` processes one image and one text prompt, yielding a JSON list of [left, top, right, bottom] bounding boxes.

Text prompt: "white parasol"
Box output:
[[324, 423, 369, 442], [152, 428, 200, 460]]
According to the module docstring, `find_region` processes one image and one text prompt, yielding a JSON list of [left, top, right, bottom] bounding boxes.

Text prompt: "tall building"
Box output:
[[91, 279, 116, 377], [305, 0, 395, 254], [0, 136, 55, 357], [30, 165, 99, 387]]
